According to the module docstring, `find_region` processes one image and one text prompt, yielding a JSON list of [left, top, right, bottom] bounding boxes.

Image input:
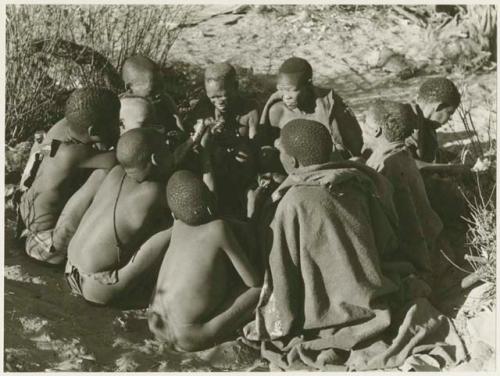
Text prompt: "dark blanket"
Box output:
[[244, 163, 466, 370]]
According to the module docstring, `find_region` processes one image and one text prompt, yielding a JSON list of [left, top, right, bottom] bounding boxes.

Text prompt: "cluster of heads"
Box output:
[[63, 55, 462, 225]]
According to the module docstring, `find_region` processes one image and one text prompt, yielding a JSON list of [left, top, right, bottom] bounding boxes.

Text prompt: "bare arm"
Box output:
[[221, 222, 262, 287], [116, 228, 173, 286], [415, 159, 469, 175], [52, 169, 107, 252], [247, 109, 259, 140]]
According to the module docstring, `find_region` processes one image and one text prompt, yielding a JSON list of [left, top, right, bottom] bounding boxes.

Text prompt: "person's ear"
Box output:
[[88, 126, 99, 139], [151, 153, 159, 166], [289, 155, 299, 168], [171, 212, 176, 220], [374, 126, 382, 138]]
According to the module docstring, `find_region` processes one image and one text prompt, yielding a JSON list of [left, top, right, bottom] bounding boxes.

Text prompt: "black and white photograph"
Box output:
[[2, 1, 497, 372]]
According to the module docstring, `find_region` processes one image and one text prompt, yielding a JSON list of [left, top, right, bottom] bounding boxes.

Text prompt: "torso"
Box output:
[[20, 141, 92, 232], [153, 219, 230, 325], [68, 165, 167, 273]]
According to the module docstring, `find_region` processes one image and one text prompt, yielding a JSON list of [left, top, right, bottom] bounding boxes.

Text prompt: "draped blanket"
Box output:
[[244, 163, 466, 370]]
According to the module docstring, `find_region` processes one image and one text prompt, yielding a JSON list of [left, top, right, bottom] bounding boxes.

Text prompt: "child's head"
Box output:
[[416, 77, 460, 126], [277, 119, 332, 174], [166, 170, 215, 225], [116, 128, 163, 182], [122, 55, 162, 98], [65, 87, 121, 148], [204, 62, 238, 114], [364, 100, 415, 146], [119, 95, 156, 134], [276, 57, 313, 110]]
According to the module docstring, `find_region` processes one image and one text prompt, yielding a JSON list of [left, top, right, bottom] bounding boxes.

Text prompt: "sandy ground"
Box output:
[[4, 5, 496, 372]]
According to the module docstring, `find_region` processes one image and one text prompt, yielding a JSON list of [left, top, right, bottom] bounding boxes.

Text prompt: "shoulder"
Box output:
[[140, 181, 165, 200], [268, 102, 286, 126], [53, 143, 93, 165]]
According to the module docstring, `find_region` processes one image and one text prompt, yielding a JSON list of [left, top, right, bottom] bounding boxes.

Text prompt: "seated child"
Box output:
[[406, 77, 464, 168], [260, 57, 363, 158], [184, 62, 259, 218], [119, 94, 157, 135], [365, 100, 443, 278], [406, 77, 469, 223], [244, 118, 401, 348], [18, 88, 120, 265], [148, 170, 262, 352], [121, 54, 182, 133], [64, 128, 179, 307]]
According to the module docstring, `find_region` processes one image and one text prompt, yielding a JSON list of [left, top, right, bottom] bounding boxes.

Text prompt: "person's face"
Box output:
[[205, 80, 235, 113], [277, 73, 303, 110], [90, 117, 120, 150], [428, 104, 457, 126], [275, 137, 296, 175], [119, 99, 151, 135], [128, 71, 158, 98]]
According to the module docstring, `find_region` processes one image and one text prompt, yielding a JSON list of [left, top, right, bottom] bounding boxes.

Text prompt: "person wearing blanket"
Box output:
[[260, 57, 363, 158], [243, 118, 466, 371], [365, 100, 443, 282]]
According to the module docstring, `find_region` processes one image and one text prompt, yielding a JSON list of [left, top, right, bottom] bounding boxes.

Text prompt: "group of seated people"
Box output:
[[16, 54, 467, 353]]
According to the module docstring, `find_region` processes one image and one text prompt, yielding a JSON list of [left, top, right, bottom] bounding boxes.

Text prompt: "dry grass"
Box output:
[[462, 176, 496, 304], [6, 4, 192, 146]]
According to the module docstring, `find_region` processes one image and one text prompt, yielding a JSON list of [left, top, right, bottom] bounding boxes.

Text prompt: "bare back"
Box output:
[[20, 142, 95, 232], [68, 165, 168, 274], [154, 219, 233, 325]]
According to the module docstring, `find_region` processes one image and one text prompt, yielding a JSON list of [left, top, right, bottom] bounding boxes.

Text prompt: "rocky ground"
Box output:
[[4, 5, 496, 372]]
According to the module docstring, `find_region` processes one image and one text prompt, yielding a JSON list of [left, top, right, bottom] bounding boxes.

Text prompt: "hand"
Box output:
[[210, 120, 225, 135], [192, 119, 210, 144]]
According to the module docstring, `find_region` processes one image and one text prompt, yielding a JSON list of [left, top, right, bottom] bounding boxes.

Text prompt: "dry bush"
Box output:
[[6, 4, 192, 146], [463, 177, 496, 303]]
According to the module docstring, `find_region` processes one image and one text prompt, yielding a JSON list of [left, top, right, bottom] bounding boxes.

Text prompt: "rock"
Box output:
[[468, 309, 495, 348], [6, 141, 32, 174]]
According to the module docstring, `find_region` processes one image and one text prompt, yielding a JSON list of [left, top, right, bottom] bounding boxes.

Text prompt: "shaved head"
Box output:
[[204, 62, 237, 85], [280, 119, 332, 167], [167, 170, 213, 226], [122, 55, 162, 97], [119, 95, 156, 133], [116, 128, 162, 170]]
